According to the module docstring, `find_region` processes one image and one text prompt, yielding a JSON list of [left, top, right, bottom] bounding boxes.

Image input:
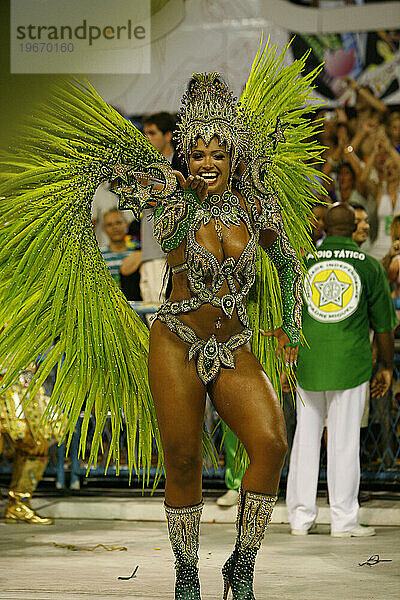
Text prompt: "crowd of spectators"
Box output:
[[314, 80, 400, 263]]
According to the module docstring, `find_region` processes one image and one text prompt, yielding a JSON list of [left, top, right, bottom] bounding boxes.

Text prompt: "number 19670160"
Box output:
[[19, 43, 74, 52]]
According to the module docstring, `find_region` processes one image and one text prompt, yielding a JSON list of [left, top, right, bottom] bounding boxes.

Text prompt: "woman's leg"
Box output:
[[149, 320, 207, 599], [148, 319, 206, 507], [209, 344, 288, 495], [209, 345, 287, 599]]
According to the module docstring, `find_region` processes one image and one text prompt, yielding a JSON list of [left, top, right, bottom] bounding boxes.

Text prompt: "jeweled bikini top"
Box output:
[[155, 190, 257, 328], [153, 165, 303, 347]]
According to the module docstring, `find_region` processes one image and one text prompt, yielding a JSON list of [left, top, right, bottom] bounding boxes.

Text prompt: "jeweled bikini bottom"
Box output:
[[156, 312, 252, 385]]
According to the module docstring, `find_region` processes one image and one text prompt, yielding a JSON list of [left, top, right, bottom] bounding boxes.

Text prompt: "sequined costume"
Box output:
[[0, 39, 327, 599], [0, 40, 325, 480], [153, 182, 301, 384], [0, 366, 60, 523]]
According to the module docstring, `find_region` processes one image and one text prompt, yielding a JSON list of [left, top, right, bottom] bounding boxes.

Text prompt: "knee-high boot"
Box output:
[[5, 453, 54, 524], [165, 500, 204, 600], [222, 489, 277, 599]]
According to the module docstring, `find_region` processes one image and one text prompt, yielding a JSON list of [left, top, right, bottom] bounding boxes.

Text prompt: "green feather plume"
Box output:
[[0, 78, 217, 484], [234, 38, 329, 474], [242, 36, 329, 377]]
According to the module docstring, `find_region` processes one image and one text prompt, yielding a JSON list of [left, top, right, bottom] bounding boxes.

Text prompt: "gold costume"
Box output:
[[0, 367, 59, 524]]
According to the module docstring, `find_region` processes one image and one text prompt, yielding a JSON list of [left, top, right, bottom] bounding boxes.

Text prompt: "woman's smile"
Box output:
[[199, 171, 219, 185]]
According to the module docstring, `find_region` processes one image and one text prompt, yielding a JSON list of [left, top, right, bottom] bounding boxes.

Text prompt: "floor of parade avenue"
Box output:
[[0, 494, 399, 600]]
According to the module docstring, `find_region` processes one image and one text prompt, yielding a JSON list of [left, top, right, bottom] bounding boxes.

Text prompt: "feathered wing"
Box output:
[[0, 78, 174, 481], [231, 39, 328, 472], [240, 38, 328, 383]]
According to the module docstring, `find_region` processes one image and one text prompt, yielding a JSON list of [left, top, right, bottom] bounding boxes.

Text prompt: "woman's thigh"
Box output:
[[148, 319, 206, 457], [208, 344, 286, 457]]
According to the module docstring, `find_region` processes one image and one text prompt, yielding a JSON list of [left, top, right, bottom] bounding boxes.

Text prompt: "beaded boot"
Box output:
[[165, 500, 204, 600], [222, 489, 277, 599]]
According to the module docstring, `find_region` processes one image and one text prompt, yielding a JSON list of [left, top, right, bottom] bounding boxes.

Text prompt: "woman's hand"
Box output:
[[173, 170, 208, 202], [260, 326, 298, 367]]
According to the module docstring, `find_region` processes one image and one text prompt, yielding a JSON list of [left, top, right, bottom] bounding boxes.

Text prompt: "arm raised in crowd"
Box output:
[[358, 144, 381, 199], [349, 119, 377, 158], [378, 128, 400, 171], [345, 78, 388, 117]]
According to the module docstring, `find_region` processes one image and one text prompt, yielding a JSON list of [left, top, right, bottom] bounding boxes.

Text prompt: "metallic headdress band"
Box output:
[[175, 73, 251, 171]]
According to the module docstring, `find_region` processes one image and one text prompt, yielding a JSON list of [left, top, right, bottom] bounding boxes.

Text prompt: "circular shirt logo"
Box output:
[[304, 260, 362, 323]]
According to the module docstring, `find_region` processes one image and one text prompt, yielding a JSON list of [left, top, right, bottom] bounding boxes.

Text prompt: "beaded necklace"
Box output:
[[201, 190, 241, 241]]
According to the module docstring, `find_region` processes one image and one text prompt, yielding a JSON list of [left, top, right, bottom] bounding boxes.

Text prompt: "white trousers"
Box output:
[[286, 383, 367, 533], [140, 258, 167, 303]]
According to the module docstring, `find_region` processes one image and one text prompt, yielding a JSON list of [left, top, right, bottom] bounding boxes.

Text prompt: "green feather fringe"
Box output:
[[235, 37, 328, 473], [0, 78, 219, 485]]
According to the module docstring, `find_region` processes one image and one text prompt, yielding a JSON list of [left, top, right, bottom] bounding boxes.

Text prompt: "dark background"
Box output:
[[0, 1, 64, 150]]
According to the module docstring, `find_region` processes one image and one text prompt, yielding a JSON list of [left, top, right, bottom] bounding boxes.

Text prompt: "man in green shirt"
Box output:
[[286, 203, 396, 537]]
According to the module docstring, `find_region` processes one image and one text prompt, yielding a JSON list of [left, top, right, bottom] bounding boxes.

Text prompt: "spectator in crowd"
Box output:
[[101, 209, 142, 301], [359, 127, 400, 193], [344, 122, 400, 257], [319, 116, 369, 206], [375, 126, 400, 171], [366, 150, 400, 260], [333, 161, 379, 235], [334, 162, 364, 205], [286, 203, 396, 537], [92, 181, 134, 248], [351, 202, 371, 249], [317, 110, 343, 167], [310, 202, 328, 247], [382, 214, 400, 281], [137, 112, 177, 303], [318, 110, 351, 190], [346, 79, 387, 160], [386, 111, 400, 154], [382, 214, 400, 328]]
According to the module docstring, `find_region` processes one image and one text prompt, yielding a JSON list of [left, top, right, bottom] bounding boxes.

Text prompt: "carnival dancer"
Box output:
[[0, 41, 325, 598]]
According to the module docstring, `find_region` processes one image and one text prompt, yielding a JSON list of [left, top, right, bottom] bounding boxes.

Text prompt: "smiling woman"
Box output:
[[0, 41, 327, 600], [143, 67, 325, 598], [188, 138, 231, 195]]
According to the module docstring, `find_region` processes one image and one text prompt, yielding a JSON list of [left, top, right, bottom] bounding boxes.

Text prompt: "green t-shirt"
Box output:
[[297, 236, 397, 391]]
